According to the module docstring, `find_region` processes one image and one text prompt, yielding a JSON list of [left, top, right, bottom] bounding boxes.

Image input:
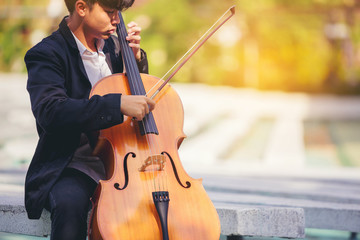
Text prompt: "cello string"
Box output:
[[136, 103, 168, 193], [119, 24, 158, 195], [135, 78, 167, 193], [120, 13, 169, 195], [119, 14, 164, 237], [139, 119, 160, 192], [144, 94, 168, 193], [151, 93, 169, 192]]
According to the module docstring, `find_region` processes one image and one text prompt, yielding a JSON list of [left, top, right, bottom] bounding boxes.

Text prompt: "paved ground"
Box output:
[[175, 83, 360, 179], [1, 73, 359, 177], [1, 73, 360, 239], [0, 74, 360, 178], [0, 230, 358, 240]]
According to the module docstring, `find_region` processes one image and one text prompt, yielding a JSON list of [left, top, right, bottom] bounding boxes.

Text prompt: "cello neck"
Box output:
[[116, 12, 145, 96], [116, 12, 158, 135]]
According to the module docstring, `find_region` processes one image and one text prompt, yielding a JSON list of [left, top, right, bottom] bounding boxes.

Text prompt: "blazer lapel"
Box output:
[[58, 17, 90, 85], [104, 35, 123, 74]]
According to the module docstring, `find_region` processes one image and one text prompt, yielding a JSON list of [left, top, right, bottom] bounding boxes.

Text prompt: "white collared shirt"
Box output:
[[71, 32, 112, 86], [68, 32, 113, 182]]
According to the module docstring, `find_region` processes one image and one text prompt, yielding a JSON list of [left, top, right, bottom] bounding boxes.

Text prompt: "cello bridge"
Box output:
[[139, 154, 166, 172]]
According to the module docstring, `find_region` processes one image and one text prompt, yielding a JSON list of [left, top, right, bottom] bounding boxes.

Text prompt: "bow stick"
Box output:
[[147, 5, 236, 100]]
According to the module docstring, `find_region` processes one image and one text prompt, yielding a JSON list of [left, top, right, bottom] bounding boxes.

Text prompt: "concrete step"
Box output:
[[200, 174, 360, 204], [216, 205, 305, 238], [0, 181, 305, 238], [201, 174, 360, 233]]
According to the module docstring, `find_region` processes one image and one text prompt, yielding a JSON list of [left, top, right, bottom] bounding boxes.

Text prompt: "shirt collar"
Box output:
[[71, 31, 105, 56]]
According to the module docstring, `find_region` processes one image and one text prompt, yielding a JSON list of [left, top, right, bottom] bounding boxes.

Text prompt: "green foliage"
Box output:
[[1, 0, 360, 93], [0, 20, 29, 72], [124, 0, 236, 82], [238, 0, 360, 93], [124, 0, 360, 93]]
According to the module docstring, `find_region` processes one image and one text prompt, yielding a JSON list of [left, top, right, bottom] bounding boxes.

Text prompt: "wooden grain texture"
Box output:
[[88, 74, 220, 240]]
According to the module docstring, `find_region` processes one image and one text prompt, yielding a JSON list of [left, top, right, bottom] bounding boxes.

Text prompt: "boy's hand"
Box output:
[[126, 21, 142, 61], [120, 95, 155, 121]]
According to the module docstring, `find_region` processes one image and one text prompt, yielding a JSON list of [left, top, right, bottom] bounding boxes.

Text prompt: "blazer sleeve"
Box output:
[[25, 44, 124, 135], [137, 49, 148, 74]]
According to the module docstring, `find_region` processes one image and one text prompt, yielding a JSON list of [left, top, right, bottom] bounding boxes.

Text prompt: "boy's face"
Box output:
[[83, 2, 120, 40]]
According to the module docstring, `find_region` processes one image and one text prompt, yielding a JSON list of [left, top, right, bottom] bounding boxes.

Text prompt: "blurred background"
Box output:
[[2, 0, 360, 93], [0, 0, 360, 239]]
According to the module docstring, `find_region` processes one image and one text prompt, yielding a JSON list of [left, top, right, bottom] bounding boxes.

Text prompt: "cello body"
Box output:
[[88, 73, 221, 240]]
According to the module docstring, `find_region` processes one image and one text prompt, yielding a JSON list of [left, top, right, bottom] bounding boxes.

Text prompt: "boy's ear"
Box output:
[[74, 0, 87, 17]]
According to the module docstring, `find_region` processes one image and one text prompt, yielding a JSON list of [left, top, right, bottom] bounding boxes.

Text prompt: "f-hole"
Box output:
[[161, 152, 191, 189], [114, 152, 135, 190]]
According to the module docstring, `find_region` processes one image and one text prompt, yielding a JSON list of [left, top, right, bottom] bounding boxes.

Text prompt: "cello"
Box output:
[[88, 6, 235, 240]]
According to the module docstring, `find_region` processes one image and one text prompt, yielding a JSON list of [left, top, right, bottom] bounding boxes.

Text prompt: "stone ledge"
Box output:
[[216, 205, 305, 238], [202, 174, 360, 234], [0, 199, 305, 239], [0, 204, 50, 237]]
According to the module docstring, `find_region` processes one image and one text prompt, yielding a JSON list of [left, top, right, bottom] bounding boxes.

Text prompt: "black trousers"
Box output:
[[45, 168, 97, 240]]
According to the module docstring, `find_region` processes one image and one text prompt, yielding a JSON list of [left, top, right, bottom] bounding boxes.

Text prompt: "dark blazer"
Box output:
[[24, 17, 148, 219]]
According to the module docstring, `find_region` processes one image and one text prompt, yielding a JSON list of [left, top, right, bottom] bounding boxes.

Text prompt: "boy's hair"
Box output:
[[65, 0, 135, 13]]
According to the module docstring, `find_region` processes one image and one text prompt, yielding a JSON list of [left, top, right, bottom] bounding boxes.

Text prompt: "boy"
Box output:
[[24, 0, 155, 239]]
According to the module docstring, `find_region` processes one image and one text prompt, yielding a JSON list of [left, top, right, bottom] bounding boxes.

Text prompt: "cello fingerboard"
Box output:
[[117, 12, 158, 135]]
